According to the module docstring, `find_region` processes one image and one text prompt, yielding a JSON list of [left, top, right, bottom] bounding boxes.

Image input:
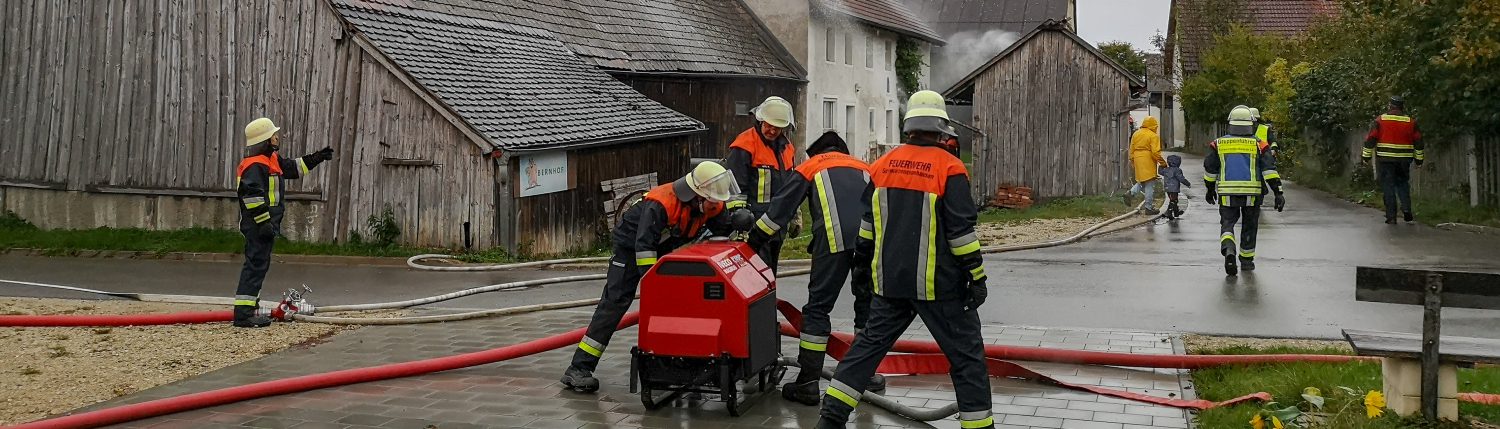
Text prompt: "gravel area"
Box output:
[[977, 217, 1112, 245], [0, 297, 372, 425], [1182, 333, 1353, 354]]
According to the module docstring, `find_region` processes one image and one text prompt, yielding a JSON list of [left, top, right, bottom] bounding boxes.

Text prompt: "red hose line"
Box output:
[[0, 311, 233, 327], [8, 313, 640, 429], [1462, 392, 1500, 405]]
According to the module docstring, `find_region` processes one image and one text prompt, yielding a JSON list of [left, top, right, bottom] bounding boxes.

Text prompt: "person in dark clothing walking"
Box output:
[[1204, 106, 1285, 276], [725, 96, 800, 272], [559, 161, 746, 393], [234, 118, 333, 328], [1160, 154, 1191, 219], [779, 131, 885, 405], [1362, 96, 1424, 224]]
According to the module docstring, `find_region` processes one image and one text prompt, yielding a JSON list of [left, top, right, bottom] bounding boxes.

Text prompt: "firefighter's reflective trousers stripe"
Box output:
[[1219, 205, 1261, 260], [569, 245, 644, 372], [819, 295, 991, 426], [234, 225, 276, 309]]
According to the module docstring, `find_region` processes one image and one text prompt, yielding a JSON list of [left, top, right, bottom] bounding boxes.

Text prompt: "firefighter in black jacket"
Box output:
[[817, 91, 994, 429], [560, 161, 746, 393], [779, 131, 885, 405], [725, 96, 800, 272], [1204, 106, 1285, 276], [234, 118, 333, 328]]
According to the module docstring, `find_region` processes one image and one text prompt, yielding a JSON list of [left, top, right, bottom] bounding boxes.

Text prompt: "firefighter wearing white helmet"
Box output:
[[561, 161, 749, 393], [726, 96, 800, 273], [817, 90, 995, 429], [1204, 105, 1284, 276], [231, 118, 334, 328]]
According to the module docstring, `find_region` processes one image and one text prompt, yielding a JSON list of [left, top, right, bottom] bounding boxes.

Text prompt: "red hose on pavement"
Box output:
[[1462, 393, 1500, 405], [7, 313, 640, 429], [0, 311, 233, 327]]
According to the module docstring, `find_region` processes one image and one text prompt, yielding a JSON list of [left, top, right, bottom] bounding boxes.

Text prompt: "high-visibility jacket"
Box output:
[[1203, 135, 1283, 207], [855, 144, 984, 301], [785, 152, 871, 257], [236, 152, 318, 227], [725, 127, 800, 237], [1256, 123, 1277, 152], [613, 181, 728, 267], [1363, 114, 1424, 161]]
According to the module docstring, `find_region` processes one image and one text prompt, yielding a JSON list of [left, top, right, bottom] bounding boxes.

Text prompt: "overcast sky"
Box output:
[[1076, 0, 1172, 52]]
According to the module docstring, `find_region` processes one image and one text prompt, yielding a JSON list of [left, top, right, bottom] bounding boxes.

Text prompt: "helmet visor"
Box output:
[[692, 169, 740, 202]]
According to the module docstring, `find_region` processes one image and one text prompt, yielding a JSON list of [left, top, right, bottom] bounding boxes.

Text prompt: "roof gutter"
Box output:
[[496, 126, 708, 154], [604, 69, 808, 84]]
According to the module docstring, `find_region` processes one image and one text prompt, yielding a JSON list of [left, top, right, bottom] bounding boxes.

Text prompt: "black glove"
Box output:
[[1205, 190, 1217, 206], [1273, 192, 1286, 212], [967, 276, 988, 309], [1415, 159, 1424, 168], [256, 221, 276, 239], [315, 147, 335, 161], [747, 229, 769, 250]]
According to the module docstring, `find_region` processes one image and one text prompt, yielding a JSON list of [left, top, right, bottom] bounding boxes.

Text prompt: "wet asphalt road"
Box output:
[[3, 154, 1497, 339]]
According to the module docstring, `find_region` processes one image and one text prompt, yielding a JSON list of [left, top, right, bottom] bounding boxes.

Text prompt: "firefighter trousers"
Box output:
[[819, 295, 993, 428], [569, 245, 644, 373], [794, 250, 873, 382], [234, 224, 276, 310], [1377, 160, 1413, 221], [1218, 205, 1261, 260], [755, 235, 785, 274]]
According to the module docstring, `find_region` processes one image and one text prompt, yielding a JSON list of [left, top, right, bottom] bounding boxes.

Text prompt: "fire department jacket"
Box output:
[[1203, 134, 1283, 207], [777, 151, 871, 258], [237, 151, 324, 230], [854, 143, 984, 301], [1256, 123, 1278, 152], [614, 181, 730, 267], [1362, 113, 1424, 162], [724, 127, 800, 238]]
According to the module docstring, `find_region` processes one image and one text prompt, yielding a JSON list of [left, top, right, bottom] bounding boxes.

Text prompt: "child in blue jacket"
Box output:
[[1161, 154, 1191, 219]]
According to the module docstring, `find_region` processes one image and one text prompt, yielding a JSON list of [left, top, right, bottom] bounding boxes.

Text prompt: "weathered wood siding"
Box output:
[[620, 77, 804, 152], [969, 30, 1134, 199], [0, 0, 497, 248], [512, 134, 703, 255]]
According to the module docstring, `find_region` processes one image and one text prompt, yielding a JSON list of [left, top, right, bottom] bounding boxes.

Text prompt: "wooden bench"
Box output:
[[1344, 266, 1500, 421]]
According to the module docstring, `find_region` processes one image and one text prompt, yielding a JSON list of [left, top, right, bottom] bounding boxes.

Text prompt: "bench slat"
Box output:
[[1342, 329, 1500, 364], [1354, 266, 1500, 310]]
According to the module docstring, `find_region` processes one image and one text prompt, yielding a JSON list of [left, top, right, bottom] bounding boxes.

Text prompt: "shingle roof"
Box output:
[[334, 0, 704, 152], [821, 0, 946, 45], [904, 0, 1068, 39], [944, 21, 1145, 99], [1172, 0, 1338, 75], [391, 0, 804, 80]]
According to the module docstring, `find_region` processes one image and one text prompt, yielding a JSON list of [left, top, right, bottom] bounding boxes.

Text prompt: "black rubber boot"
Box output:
[[781, 379, 821, 406], [867, 374, 887, 392], [1404, 212, 1415, 223], [815, 416, 845, 429], [1221, 241, 1238, 276], [1240, 257, 1256, 271], [232, 305, 271, 328], [560, 366, 599, 393]]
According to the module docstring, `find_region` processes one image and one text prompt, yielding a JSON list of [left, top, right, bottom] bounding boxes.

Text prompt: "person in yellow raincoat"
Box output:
[[1125, 116, 1167, 215]]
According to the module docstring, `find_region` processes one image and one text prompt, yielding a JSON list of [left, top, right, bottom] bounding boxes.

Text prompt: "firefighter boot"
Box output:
[[1221, 240, 1238, 276], [1240, 257, 1256, 272], [815, 417, 845, 429], [232, 305, 272, 328], [560, 366, 600, 393], [782, 379, 821, 406], [868, 374, 887, 392]]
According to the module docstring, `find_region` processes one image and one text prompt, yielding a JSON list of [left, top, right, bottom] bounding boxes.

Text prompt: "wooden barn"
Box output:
[[0, 0, 804, 254], [944, 20, 1145, 200]]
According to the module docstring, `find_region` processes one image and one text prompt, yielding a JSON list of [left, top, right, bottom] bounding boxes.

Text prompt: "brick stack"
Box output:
[[990, 185, 1034, 209]]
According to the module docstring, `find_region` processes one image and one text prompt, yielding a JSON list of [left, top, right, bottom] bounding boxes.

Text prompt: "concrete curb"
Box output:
[[1436, 222, 1499, 235], [3, 248, 412, 267]]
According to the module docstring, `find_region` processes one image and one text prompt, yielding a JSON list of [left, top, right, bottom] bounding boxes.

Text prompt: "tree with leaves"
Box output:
[[1180, 26, 1286, 125], [1097, 41, 1148, 79]]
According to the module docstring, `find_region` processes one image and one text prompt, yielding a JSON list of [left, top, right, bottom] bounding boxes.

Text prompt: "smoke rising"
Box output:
[[931, 29, 1020, 92]]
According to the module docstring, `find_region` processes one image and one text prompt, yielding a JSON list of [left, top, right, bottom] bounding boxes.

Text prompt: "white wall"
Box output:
[[805, 18, 908, 161]]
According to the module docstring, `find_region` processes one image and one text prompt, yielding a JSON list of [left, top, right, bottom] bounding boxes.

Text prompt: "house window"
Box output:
[[868, 109, 876, 134], [845, 105, 856, 142], [822, 99, 837, 130], [865, 37, 875, 68], [887, 109, 896, 143], [885, 40, 894, 71], [734, 101, 750, 116], [886, 77, 891, 93], [845, 32, 854, 65], [825, 28, 836, 62]]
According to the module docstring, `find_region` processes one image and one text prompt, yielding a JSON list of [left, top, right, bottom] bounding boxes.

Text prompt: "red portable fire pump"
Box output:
[[629, 238, 786, 416]]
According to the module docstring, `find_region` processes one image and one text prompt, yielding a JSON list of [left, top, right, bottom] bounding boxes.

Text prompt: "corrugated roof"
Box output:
[[392, 0, 803, 80], [821, 0, 946, 45], [1172, 0, 1338, 75], [334, 0, 704, 152]]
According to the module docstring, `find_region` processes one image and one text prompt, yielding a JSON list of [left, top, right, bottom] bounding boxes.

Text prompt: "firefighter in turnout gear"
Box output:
[[780, 131, 885, 406], [560, 161, 747, 393], [234, 118, 333, 328], [1249, 107, 1278, 156], [817, 91, 994, 429], [1362, 96, 1424, 224], [725, 96, 800, 273], [1204, 106, 1285, 276]]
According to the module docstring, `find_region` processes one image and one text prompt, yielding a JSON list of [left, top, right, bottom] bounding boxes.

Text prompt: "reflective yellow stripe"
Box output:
[[1220, 196, 1230, 206], [961, 416, 995, 428], [1380, 114, 1411, 122], [1362, 148, 1375, 157], [969, 266, 986, 281], [727, 200, 747, 209], [244, 202, 264, 209], [924, 193, 938, 301], [1239, 249, 1256, 258], [871, 189, 884, 296], [635, 258, 657, 266], [815, 173, 839, 253], [233, 299, 258, 306], [267, 177, 279, 206], [578, 339, 603, 357], [826, 385, 859, 407], [952, 241, 980, 256], [253, 213, 271, 223], [858, 229, 873, 239], [1203, 174, 1217, 182], [296, 158, 310, 176], [1263, 170, 1281, 180], [1221, 233, 1235, 242], [799, 340, 828, 351], [757, 168, 770, 203]]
